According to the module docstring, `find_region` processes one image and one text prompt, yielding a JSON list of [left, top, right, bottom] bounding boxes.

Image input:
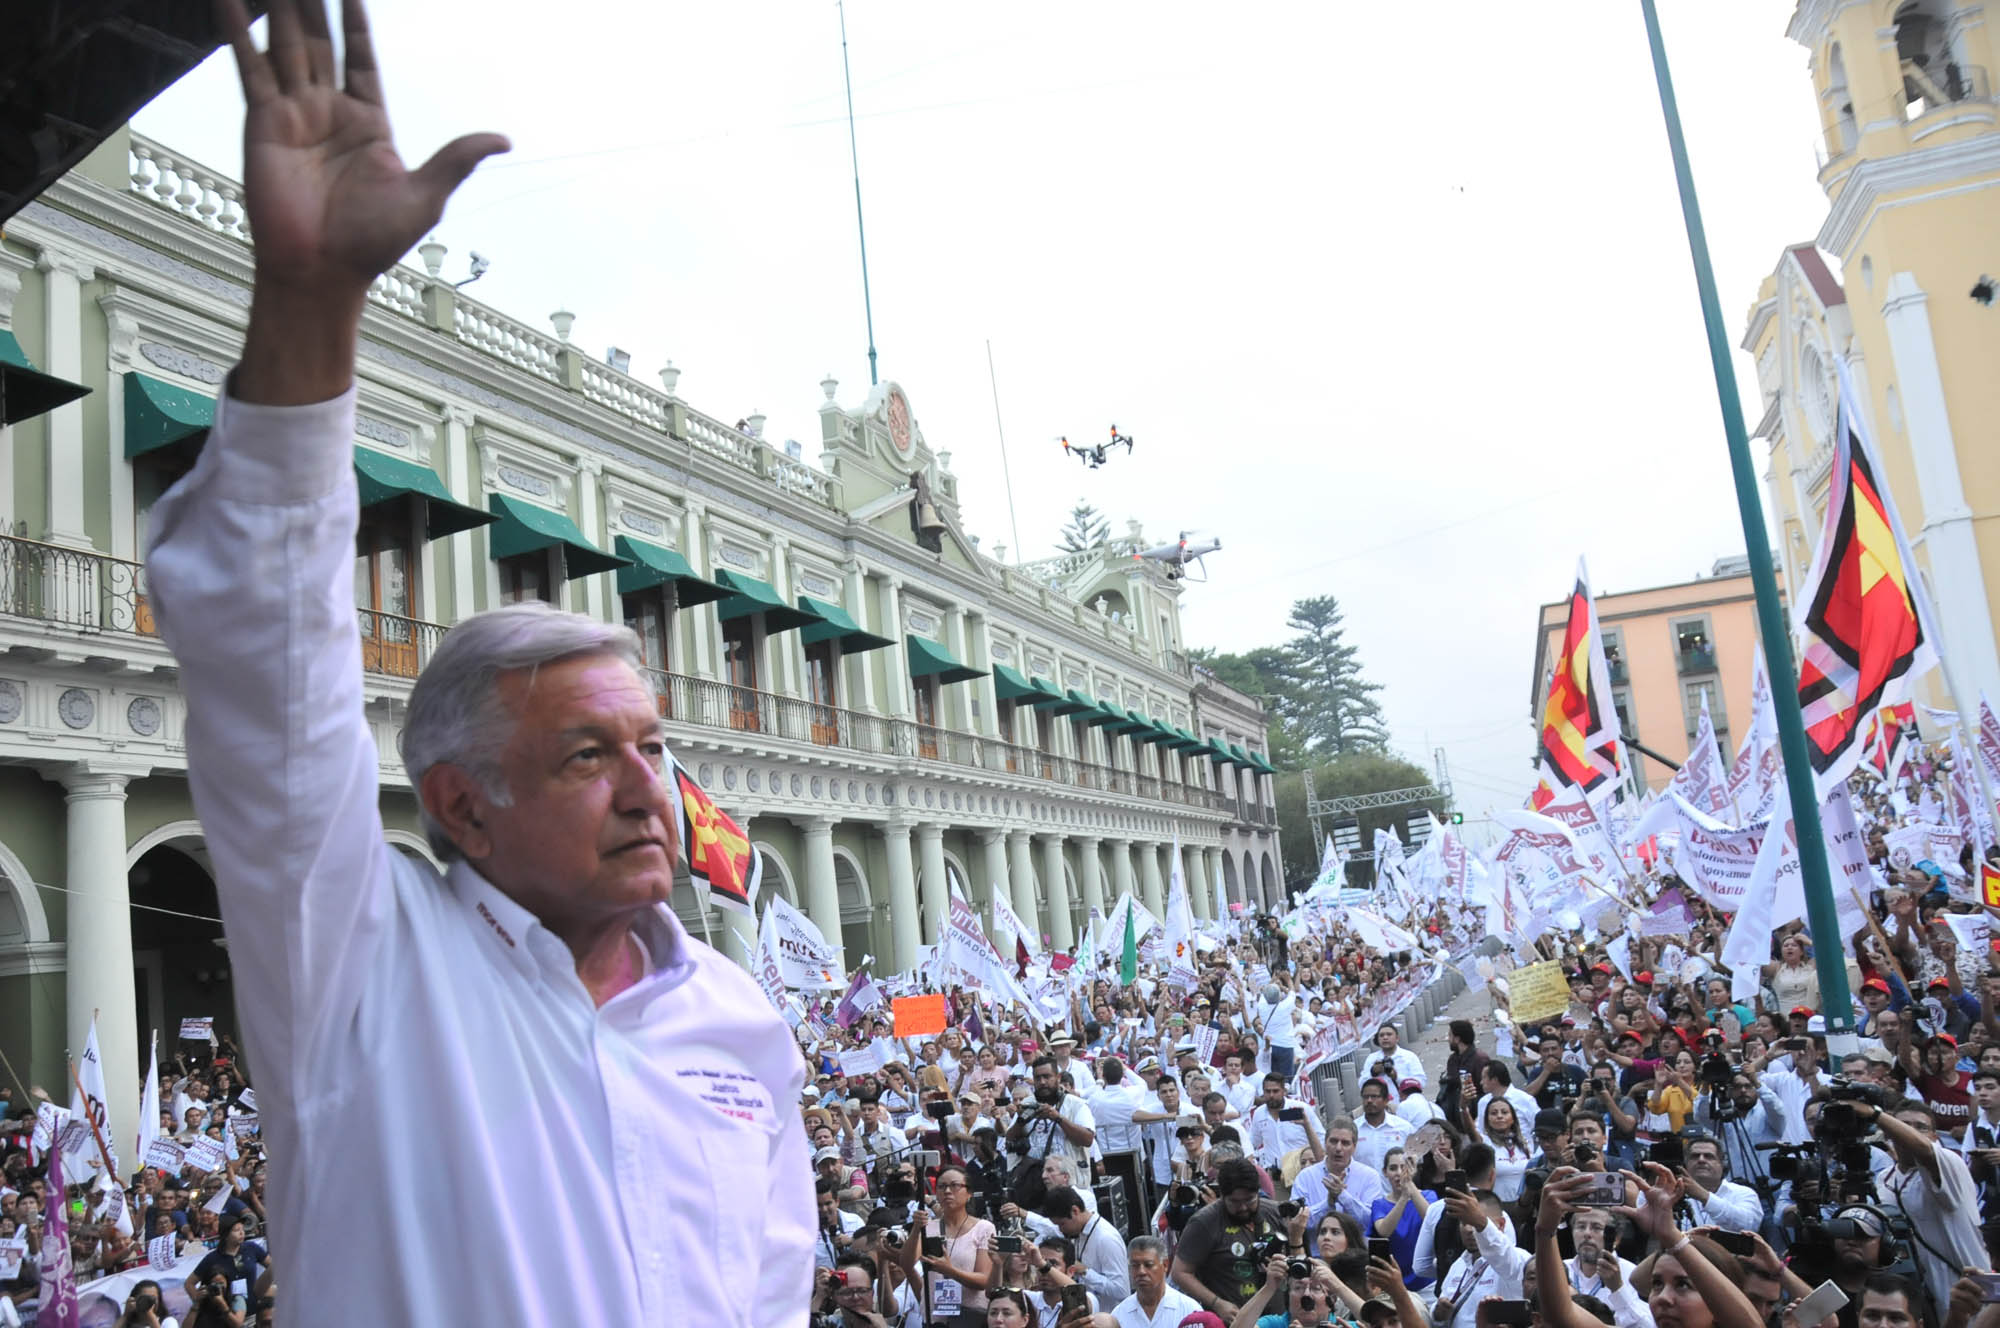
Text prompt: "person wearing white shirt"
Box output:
[[1560, 1207, 1649, 1328], [1087, 1062, 1149, 1158], [1132, 1077, 1193, 1191], [1045, 1186, 1131, 1306], [1105, 1236, 1201, 1328], [1679, 1137, 1763, 1233], [1218, 1055, 1260, 1123], [1353, 1080, 1414, 1175], [1246, 1076, 1317, 1173], [1010, 1060, 1098, 1173], [148, 14, 811, 1326], [1395, 1080, 1446, 1129], [847, 1101, 910, 1167], [1862, 1099, 1994, 1313], [1758, 1042, 1833, 1144], [1289, 1118, 1385, 1230], [1474, 1064, 1540, 1134], [1431, 1194, 1528, 1328], [815, 1182, 866, 1268], [1365, 1027, 1428, 1091]]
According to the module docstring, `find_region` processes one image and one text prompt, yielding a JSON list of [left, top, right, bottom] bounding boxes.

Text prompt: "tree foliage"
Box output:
[[1190, 595, 1386, 771], [1272, 750, 1447, 885], [1057, 500, 1110, 554]]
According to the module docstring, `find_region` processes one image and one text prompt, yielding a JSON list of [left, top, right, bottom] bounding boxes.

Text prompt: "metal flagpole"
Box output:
[[1637, 0, 1857, 1047], [836, 0, 880, 386]]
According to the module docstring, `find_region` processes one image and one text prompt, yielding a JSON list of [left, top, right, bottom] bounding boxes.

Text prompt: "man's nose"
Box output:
[[615, 744, 671, 815]]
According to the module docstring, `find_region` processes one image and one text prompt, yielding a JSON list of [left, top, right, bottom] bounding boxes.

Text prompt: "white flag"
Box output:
[[136, 1033, 160, 1173], [752, 907, 788, 1012], [1165, 835, 1198, 991], [992, 891, 1042, 960], [762, 896, 845, 990], [1213, 861, 1230, 923], [1669, 691, 1734, 819], [67, 1016, 114, 1177]]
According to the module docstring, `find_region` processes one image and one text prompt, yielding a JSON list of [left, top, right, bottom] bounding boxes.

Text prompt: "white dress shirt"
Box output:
[[1071, 1213, 1132, 1304], [1088, 1081, 1148, 1156], [1111, 1285, 1203, 1327], [1368, 1045, 1427, 1089], [1565, 1254, 1651, 1328], [1290, 1158, 1385, 1230], [1353, 1112, 1413, 1174], [148, 386, 812, 1328], [1435, 1217, 1528, 1328], [1247, 1099, 1313, 1169], [1683, 1179, 1763, 1232]]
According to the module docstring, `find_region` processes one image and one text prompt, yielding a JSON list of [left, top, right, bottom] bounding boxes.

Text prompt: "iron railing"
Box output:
[[357, 608, 448, 680], [1677, 643, 1717, 675], [0, 533, 156, 637]]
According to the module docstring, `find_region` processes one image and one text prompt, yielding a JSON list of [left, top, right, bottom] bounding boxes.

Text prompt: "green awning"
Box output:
[[1105, 706, 1151, 736], [992, 664, 1039, 701], [1138, 718, 1181, 746], [124, 372, 210, 458], [1229, 743, 1255, 768], [1248, 751, 1278, 774], [1077, 699, 1123, 728], [1028, 677, 1089, 715], [353, 446, 495, 539], [614, 535, 730, 605], [1, 331, 89, 427], [798, 595, 893, 652], [1064, 689, 1103, 717], [713, 568, 820, 632], [1170, 726, 1207, 752], [906, 634, 986, 685], [486, 492, 628, 579], [1205, 737, 1235, 763]]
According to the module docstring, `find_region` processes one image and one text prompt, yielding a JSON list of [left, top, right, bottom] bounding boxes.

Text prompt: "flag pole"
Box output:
[[1637, 0, 1856, 1048]]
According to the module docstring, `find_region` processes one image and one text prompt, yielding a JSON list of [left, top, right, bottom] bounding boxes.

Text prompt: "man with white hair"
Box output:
[[147, 4, 811, 1324]]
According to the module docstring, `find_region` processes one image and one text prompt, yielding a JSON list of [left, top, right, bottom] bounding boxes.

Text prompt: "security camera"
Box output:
[[1973, 275, 1996, 307], [468, 252, 491, 278]]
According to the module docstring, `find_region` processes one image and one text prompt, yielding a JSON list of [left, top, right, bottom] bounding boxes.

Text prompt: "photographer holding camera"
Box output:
[[1677, 1134, 1763, 1232], [118, 1279, 176, 1328], [186, 1270, 245, 1328], [1171, 1158, 1287, 1321], [1847, 1098, 1991, 1313], [1693, 1069, 1784, 1189]]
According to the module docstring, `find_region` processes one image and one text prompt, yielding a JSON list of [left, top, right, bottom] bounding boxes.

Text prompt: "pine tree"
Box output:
[[1056, 500, 1110, 554], [1282, 596, 1386, 756]]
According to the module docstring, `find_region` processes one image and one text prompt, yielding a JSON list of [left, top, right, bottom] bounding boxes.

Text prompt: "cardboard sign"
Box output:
[[837, 1045, 884, 1078], [32, 1101, 69, 1152], [1509, 960, 1572, 1025], [0, 1239, 22, 1281], [178, 1017, 213, 1040], [56, 1118, 94, 1158], [236, 1088, 256, 1112], [143, 1139, 186, 1174], [227, 1113, 261, 1139], [183, 1136, 228, 1173], [147, 1233, 177, 1269], [892, 994, 949, 1038]]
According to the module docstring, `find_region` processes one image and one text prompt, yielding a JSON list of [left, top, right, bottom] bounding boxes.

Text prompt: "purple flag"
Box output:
[[833, 970, 882, 1030], [38, 1134, 79, 1327], [965, 1003, 984, 1044]]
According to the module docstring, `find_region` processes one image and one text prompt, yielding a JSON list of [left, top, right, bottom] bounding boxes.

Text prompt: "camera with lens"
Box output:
[[1697, 1054, 1733, 1089], [1288, 1257, 1313, 1279], [828, 1269, 849, 1287], [1166, 1184, 1204, 1233], [1250, 1233, 1288, 1265], [1767, 1144, 1818, 1183], [880, 1226, 906, 1250]]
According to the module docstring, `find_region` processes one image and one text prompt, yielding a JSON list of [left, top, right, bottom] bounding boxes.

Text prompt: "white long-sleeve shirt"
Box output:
[[1683, 1179, 1763, 1232], [1290, 1158, 1384, 1231], [1565, 1254, 1652, 1328], [1435, 1217, 1528, 1328], [148, 385, 812, 1327]]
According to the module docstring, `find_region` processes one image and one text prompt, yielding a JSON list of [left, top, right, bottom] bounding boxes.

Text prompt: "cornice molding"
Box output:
[[1818, 134, 2000, 255]]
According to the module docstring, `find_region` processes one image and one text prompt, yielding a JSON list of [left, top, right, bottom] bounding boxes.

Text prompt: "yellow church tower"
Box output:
[[1744, 0, 2000, 713]]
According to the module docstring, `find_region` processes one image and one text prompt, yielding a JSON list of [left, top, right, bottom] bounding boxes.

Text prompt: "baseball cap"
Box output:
[[1927, 976, 1952, 990], [1862, 977, 1890, 994], [957, 1089, 982, 1103], [1634, 971, 1654, 985], [1590, 963, 1612, 975], [1788, 1005, 1814, 1017], [1360, 1295, 1400, 1321], [1533, 1108, 1569, 1136], [1833, 1206, 1886, 1237], [1399, 1078, 1423, 1093], [1179, 1314, 1229, 1328], [812, 1146, 842, 1166], [1933, 1032, 1959, 1048]]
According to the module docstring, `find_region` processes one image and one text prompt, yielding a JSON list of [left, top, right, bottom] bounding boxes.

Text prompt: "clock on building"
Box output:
[[887, 387, 913, 457]]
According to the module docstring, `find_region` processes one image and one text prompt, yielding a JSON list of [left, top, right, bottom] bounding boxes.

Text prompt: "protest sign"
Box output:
[[837, 1045, 884, 1078], [237, 1088, 256, 1112], [1508, 960, 1571, 1024], [0, 1239, 22, 1280], [56, 1118, 93, 1159], [1193, 1024, 1220, 1065], [1456, 954, 1486, 992], [1883, 824, 1930, 874], [147, 1234, 176, 1269], [1640, 887, 1692, 937], [763, 896, 844, 990], [227, 1114, 260, 1139], [892, 994, 948, 1038], [32, 1101, 69, 1153], [183, 1136, 227, 1173], [142, 1139, 186, 1173], [178, 1017, 213, 1040]]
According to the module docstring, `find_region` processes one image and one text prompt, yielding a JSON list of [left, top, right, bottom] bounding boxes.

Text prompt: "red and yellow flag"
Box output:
[[672, 759, 760, 917], [1982, 861, 2000, 910], [1796, 361, 1938, 794], [1534, 560, 1620, 805]]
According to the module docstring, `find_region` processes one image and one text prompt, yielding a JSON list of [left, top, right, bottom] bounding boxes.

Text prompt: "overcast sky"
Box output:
[[134, 1, 1831, 828]]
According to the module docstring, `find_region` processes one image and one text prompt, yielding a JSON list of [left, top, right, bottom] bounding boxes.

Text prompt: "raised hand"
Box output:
[[216, 0, 508, 402]]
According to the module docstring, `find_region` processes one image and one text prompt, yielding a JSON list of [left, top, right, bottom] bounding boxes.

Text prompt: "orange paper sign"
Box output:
[[893, 994, 949, 1038]]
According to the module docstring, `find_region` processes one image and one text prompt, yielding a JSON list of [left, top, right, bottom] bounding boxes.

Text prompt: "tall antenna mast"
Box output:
[[837, 0, 879, 386], [986, 339, 1022, 560]]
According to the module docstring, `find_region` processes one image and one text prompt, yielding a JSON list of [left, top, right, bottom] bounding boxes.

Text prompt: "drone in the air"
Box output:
[[1060, 425, 1135, 470], [1133, 531, 1221, 582]]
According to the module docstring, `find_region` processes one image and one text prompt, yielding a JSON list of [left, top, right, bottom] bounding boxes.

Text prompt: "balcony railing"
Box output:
[[1607, 656, 1628, 686], [1677, 643, 1718, 675], [357, 609, 447, 679], [0, 533, 156, 637]]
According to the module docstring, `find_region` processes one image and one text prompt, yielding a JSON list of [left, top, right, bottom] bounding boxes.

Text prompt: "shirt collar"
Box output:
[[446, 862, 693, 994]]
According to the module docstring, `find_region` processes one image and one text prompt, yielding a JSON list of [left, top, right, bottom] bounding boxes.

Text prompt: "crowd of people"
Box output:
[[1, 1042, 273, 1326]]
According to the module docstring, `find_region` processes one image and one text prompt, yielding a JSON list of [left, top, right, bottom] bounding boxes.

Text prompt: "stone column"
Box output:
[[915, 822, 948, 945], [1204, 846, 1226, 917], [844, 562, 877, 712], [1007, 830, 1039, 946], [802, 816, 843, 967], [1038, 834, 1073, 951], [976, 828, 1010, 913], [62, 767, 138, 1170], [686, 501, 715, 680], [1075, 835, 1105, 928], [882, 577, 911, 718], [1138, 842, 1165, 918], [1186, 843, 1210, 921], [1109, 838, 1136, 903], [883, 819, 920, 974], [38, 250, 94, 547], [574, 456, 605, 621]]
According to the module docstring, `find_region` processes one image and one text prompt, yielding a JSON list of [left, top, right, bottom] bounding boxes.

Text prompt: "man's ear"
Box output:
[[419, 763, 494, 860]]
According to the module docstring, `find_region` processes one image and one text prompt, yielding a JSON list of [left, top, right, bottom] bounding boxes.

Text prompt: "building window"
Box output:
[[804, 639, 839, 746], [355, 507, 419, 677], [1035, 707, 1056, 780], [1070, 716, 1094, 771], [1602, 629, 1627, 686], [623, 587, 672, 717], [1612, 688, 1634, 742], [498, 551, 553, 605], [722, 616, 759, 732], [913, 676, 941, 760], [1683, 678, 1725, 742], [1673, 617, 1715, 675], [996, 698, 1022, 772]]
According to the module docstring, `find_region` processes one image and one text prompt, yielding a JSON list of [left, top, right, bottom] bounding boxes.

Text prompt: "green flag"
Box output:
[[1120, 900, 1137, 986]]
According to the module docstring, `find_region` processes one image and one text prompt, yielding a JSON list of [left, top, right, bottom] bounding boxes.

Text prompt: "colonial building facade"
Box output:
[[1743, 0, 2000, 717], [0, 129, 1282, 1140]]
